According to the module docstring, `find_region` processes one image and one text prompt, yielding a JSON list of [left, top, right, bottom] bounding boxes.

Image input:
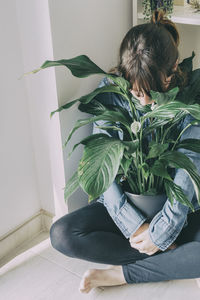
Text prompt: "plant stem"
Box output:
[[124, 92, 143, 193], [124, 94, 137, 121], [137, 119, 146, 193], [148, 173, 152, 190], [151, 174, 154, 189], [157, 176, 163, 193], [127, 174, 138, 194], [159, 125, 163, 144], [161, 123, 174, 143], [172, 123, 192, 151]]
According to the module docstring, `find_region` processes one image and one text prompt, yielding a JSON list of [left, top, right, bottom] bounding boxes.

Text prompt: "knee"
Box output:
[[50, 215, 76, 257], [49, 220, 62, 250]]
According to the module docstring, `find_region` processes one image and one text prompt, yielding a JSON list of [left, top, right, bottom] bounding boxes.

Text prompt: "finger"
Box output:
[[130, 242, 146, 251], [130, 235, 144, 243], [130, 241, 140, 249], [137, 248, 155, 255], [137, 249, 148, 253], [130, 242, 157, 254], [146, 251, 154, 256], [131, 230, 148, 243], [130, 241, 150, 253], [146, 248, 160, 255]]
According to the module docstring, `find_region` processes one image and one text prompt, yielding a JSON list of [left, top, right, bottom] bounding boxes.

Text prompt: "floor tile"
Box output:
[[0, 253, 102, 300], [62, 257, 109, 278], [1, 232, 199, 300], [0, 231, 49, 268], [31, 237, 109, 277], [94, 278, 200, 300]]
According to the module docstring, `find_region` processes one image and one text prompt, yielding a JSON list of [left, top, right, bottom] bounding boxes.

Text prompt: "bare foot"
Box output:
[[79, 265, 126, 294], [196, 278, 200, 288]]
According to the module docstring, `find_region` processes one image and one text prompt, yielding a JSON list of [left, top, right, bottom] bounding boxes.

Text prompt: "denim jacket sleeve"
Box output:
[[149, 116, 200, 251]]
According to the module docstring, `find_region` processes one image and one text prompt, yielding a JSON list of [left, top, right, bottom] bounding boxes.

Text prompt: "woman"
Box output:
[[50, 10, 200, 293]]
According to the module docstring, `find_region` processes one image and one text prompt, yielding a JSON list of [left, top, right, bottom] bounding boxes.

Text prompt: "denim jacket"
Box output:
[[93, 78, 200, 251]]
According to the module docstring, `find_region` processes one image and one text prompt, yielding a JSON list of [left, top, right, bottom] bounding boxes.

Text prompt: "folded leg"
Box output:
[[50, 202, 148, 265]]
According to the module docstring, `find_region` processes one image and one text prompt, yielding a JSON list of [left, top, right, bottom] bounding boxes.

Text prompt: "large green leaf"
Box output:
[[189, 75, 200, 104], [179, 51, 195, 74], [78, 99, 132, 122], [78, 99, 107, 115], [120, 157, 133, 176], [178, 72, 200, 105], [95, 125, 123, 134], [160, 151, 200, 203], [170, 111, 188, 125], [51, 85, 126, 117], [185, 104, 200, 120], [143, 119, 169, 136], [78, 135, 124, 200], [175, 138, 200, 153], [132, 97, 152, 113], [150, 160, 172, 180], [143, 111, 187, 137], [31, 55, 106, 77], [176, 67, 200, 105], [140, 163, 150, 180], [122, 140, 139, 154], [67, 133, 107, 158], [150, 87, 179, 106], [144, 101, 200, 120], [190, 69, 200, 85], [106, 74, 131, 93], [64, 171, 79, 201], [146, 143, 169, 159], [164, 179, 194, 211], [64, 109, 132, 147]]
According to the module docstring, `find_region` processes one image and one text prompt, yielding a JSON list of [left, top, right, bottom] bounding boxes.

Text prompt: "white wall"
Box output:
[[16, 0, 66, 218], [0, 0, 67, 237], [48, 0, 133, 211], [0, 0, 133, 236], [0, 1, 41, 236]]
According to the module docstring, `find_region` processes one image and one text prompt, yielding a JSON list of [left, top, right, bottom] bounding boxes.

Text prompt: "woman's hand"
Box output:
[[129, 223, 160, 255]]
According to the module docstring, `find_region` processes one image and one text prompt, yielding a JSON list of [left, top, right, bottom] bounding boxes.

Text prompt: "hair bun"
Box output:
[[151, 9, 166, 25], [151, 9, 179, 46]]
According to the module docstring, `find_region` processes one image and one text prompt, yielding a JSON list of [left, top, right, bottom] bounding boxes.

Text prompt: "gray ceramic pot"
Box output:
[[125, 192, 167, 219]]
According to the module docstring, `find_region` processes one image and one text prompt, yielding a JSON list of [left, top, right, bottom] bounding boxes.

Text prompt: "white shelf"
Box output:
[[137, 5, 200, 26]]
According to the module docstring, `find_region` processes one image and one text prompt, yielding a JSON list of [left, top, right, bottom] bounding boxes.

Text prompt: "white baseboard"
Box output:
[[0, 209, 54, 261]]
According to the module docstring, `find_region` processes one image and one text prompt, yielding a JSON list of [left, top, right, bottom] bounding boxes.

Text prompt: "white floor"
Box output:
[[0, 232, 200, 300]]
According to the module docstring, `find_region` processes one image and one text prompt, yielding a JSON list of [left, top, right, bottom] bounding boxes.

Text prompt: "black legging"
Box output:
[[50, 202, 200, 283]]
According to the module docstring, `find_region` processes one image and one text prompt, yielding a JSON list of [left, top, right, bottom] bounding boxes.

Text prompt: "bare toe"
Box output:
[[79, 269, 94, 293], [79, 266, 126, 293]]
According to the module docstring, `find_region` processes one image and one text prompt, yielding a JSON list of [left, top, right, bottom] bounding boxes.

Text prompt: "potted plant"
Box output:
[[142, 0, 174, 19], [30, 52, 200, 218]]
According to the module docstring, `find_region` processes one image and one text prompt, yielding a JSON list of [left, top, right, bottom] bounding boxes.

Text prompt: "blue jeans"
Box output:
[[50, 202, 200, 283]]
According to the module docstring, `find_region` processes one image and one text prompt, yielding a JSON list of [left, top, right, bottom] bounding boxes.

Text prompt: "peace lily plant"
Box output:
[[31, 52, 200, 211]]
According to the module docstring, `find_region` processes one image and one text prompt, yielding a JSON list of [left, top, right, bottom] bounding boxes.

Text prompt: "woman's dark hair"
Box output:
[[115, 10, 186, 95]]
